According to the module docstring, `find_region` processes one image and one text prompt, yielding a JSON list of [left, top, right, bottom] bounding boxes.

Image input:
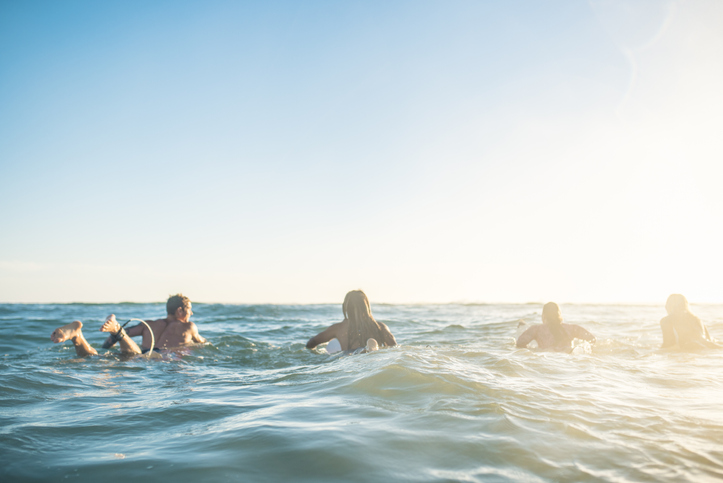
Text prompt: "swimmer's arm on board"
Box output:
[[516, 326, 537, 348], [379, 322, 397, 347], [700, 326, 722, 348], [306, 322, 342, 349], [572, 325, 596, 343], [191, 322, 206, 344]]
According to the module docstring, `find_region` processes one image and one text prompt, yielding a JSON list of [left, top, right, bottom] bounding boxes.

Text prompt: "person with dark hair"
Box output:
[[516, 302, 595, 352], [51, 294, 205, 357], [660, 294, 720, 349], [306, 290, 396, 353]]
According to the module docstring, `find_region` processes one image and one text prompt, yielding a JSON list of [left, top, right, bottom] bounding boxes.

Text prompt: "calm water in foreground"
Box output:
[[1, 303, 723, 482]]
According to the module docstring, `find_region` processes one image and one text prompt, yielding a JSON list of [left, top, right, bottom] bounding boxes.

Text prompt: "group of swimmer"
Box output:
[[515, 295, 719, 351], [50, 291, 720, 357]]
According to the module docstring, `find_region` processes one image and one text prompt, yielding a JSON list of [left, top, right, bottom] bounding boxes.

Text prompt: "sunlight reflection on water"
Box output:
[[1, 303, 723, 482]]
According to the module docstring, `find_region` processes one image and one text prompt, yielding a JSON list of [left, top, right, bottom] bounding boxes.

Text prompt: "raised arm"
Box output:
[[306, 322, 342, 349]]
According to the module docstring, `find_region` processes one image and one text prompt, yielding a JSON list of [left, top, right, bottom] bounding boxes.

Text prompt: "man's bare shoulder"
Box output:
[[167, 319, 199, 333], [148, 317, 170, 326], [165, 319, 187, 329]]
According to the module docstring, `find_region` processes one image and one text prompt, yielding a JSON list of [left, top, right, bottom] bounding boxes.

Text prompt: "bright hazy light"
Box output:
[[1, 0, 722, 304]]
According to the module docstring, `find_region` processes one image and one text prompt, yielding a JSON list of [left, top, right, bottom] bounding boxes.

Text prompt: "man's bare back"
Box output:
[[155, 318, 205, 349]]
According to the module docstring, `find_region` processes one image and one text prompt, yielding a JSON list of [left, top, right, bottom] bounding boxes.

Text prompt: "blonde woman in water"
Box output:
[[516, 302, 595, 352], [660, 294, 720, 349], [306, 290, 396, 353]]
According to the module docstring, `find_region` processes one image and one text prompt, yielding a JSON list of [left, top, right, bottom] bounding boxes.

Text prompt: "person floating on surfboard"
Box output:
[[659, 294, 720, 350], [50, 294, 205, 357], [306, 290, 397, 354], [516, 302, 595, 352]]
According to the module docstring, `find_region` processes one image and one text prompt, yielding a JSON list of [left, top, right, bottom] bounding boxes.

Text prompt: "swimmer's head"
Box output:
[[542, 302, 563, 326], [542, 302, 570, 347], [343, 290, 382, 350], [665, 294, 690, 315], [343, 290, 374, 322], [167, 294, 191, 316]]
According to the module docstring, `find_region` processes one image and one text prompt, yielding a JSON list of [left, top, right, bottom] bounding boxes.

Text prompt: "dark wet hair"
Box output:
[[167, 294, 191, 315], [343, 290, 383, 350]]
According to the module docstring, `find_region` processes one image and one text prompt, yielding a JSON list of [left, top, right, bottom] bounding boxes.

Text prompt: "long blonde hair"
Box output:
[[343, 290, 383, 350], [665, 293, 702, 325], [542, 302, 570, 347], [665, 294, 691, 315]]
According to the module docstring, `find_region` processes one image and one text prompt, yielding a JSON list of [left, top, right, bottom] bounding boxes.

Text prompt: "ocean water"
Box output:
[[1, 302, 723, 482]]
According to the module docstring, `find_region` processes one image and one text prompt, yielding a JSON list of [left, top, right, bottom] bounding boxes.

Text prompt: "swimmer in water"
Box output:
[[50, 294, 205, 357], [306, 290, 397, 353], [659, 294, 720, 350], [51, 315, 143, 357], [516, 302, 595, 352]]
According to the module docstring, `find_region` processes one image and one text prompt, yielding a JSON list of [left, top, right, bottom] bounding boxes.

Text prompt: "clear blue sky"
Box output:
[[1, 0, 722, 304]]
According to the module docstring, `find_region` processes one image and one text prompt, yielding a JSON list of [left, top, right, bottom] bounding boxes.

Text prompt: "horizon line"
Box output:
[[2, 300, 722, 306]]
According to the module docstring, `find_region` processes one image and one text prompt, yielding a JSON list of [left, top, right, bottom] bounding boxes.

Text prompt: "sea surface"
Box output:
[[1, 302, 723, 482]]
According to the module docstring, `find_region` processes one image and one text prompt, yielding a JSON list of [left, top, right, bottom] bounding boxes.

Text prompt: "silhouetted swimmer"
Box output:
[[660, 294, 720, 350], [516, 302, 595, 352], [306, 290, 396, 353]]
